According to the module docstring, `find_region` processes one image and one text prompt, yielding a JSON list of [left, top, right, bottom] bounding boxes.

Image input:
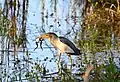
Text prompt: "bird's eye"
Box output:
[[46, 34, 49, 36], [49, 34, 52, 38]]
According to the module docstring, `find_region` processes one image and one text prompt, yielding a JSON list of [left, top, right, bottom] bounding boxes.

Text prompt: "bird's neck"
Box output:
[[49, 38, 59, 48], [50, 37, 59, 43]]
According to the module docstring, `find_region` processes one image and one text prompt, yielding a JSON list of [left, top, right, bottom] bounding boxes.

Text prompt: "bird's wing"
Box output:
[[59, 37, 81, 55]]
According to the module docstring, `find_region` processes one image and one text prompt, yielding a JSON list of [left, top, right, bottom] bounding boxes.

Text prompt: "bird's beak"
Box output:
[[39, 34, 50, 39], [35, 34, 49, 44], [34, 35, 45, 51]]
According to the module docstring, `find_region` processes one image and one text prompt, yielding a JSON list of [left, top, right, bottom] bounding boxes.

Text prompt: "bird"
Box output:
[[35, 32, 81, 71]]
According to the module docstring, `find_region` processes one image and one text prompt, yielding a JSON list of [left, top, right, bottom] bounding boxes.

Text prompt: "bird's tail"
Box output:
[[75, 49, 82, 55]]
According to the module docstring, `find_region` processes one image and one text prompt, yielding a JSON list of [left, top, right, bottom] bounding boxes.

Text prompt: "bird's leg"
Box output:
[[68, 55, 72, 71], [57, 52, 61, 73]]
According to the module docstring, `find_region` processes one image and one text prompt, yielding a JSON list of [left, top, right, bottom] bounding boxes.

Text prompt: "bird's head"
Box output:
[[35, 32, 58, 43]]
